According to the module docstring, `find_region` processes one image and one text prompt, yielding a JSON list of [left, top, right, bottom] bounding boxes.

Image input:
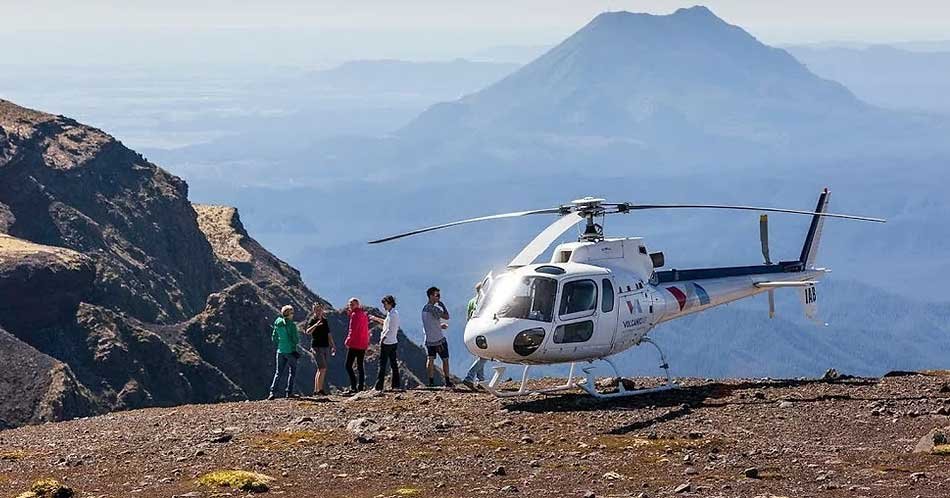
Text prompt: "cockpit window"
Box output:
[[559, 279, 598, 316], [475, 275, 557, 322]]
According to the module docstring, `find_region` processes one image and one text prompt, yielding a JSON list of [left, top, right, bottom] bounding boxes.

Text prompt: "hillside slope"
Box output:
[[0, 373, 948, 497], [0, 99, 430, 428]]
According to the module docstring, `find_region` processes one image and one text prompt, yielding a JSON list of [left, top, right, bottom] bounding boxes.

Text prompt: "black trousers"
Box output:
[[345, 348, 366, 391], [375, 343, 401, 390]]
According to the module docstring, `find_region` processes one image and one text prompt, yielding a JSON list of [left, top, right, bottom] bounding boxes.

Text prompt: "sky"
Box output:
[[3, 1, 949, 65]]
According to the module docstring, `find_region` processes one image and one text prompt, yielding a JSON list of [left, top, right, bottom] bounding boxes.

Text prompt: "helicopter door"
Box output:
[[600, 277, 620, 350], [547, 278, 608, 359]]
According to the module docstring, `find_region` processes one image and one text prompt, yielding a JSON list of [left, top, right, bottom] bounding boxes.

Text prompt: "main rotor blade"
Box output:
[[626, 204, 886, 223], [508, 212, 585, 268], [368, 207, 563, 244]]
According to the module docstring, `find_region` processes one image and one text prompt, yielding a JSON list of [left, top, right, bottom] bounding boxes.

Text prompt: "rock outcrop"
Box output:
[[0, 99, 226, 324], [0, 326, 99, 429], [0, 234, 94, 330], [0, 99, 430, 428]]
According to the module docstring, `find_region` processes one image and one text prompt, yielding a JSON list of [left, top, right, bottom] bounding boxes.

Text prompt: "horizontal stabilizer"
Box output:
[[754, 281, 818, 288]]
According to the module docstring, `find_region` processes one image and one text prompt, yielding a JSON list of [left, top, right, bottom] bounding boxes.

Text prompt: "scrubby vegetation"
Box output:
[[14, 478, 74, 498], [196, 470, 274, 493]]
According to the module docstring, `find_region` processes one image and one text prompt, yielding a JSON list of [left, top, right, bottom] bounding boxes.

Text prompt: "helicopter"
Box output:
[[369, 189, 885, 398]]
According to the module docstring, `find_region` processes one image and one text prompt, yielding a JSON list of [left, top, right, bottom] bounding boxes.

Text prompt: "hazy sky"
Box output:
[[3, 1, 949, 65]]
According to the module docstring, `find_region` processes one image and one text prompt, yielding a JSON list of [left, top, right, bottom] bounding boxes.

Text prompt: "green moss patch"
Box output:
[[197, 470, 274, 493]]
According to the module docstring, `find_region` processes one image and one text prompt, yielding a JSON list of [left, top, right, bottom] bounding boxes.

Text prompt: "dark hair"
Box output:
[[382, 295, 396, 307], [426, 286, 440, 297]]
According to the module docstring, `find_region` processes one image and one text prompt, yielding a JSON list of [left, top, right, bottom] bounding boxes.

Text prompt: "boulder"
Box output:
[[913, 427, 950, 454]]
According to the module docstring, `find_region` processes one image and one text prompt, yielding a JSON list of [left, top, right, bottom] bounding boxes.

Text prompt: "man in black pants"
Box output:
[[370, 295, 401, 391]]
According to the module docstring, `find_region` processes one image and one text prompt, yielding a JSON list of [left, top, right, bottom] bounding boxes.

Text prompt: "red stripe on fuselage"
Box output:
[[666, 286, 687, 311]]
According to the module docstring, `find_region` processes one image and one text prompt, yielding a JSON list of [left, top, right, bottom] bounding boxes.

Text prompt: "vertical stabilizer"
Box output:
[[799, 189, 831, 268]]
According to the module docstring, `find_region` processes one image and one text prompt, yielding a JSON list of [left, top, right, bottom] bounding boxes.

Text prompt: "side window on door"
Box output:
[[601, 279, 614, 312], [553, 321, 594, 344], [559, 279, 598, 317]]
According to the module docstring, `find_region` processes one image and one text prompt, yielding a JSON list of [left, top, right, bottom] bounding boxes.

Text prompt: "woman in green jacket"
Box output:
[[268, 305, 300, 399]]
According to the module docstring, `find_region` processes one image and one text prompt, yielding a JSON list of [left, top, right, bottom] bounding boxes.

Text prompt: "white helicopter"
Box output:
[[370, 189, 884, 398]]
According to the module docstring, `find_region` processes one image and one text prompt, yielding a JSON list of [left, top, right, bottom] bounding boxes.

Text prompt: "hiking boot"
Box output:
[[462, 379, 476, 391]]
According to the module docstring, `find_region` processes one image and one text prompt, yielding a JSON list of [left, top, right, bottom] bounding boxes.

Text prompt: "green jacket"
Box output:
[[271, 317, 299, 354]]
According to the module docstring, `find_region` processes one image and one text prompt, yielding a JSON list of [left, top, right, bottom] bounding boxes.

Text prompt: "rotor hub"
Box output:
[[569, 197, 608, 242]]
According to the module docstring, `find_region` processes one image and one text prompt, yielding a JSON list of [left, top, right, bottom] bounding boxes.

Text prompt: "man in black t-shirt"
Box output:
[[305, 303, 336, 395]]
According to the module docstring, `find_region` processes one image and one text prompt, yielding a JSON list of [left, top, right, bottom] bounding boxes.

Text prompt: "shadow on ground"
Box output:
[[501, 377, 891, 434]]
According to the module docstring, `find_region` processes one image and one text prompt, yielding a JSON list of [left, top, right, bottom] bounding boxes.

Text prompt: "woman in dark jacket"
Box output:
[[305, 303, 336, 396]]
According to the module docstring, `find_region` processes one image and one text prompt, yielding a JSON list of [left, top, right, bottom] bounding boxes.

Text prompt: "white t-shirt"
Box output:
[[381, 308, 399, 345]]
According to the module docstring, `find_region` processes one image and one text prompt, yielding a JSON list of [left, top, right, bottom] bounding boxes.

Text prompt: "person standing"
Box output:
[[370, 295, 401, 391], [268, 305, 300, 400], [421, 286, 452, 388], [463, 282, 488, 390], [305, 303, 336, 396], [344, 298, 370, 394]]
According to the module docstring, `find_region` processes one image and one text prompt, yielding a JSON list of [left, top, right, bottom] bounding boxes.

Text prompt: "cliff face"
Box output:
[[0, 99, 429, 428], [0, 100, 225, 323]]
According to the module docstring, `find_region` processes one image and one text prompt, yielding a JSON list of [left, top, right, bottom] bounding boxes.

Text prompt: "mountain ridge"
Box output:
[[0, 99, 431, 428], [401, 6, 867, 145]]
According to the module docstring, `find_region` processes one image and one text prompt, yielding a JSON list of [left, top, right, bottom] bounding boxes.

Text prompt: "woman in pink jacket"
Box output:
[[344, 297, 370, 394]]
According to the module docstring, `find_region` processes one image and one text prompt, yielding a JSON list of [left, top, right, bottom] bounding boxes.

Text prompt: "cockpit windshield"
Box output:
[[475, 274, 557, 322]]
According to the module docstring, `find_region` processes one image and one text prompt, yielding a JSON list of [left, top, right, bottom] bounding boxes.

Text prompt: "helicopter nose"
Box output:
[[464, 318, 548, 362]]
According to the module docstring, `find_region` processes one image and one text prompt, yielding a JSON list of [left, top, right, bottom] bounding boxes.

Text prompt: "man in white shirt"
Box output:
[[370, 295, 401, 391]]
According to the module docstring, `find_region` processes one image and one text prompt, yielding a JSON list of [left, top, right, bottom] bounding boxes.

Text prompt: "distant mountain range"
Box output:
[[788, 45, 950, 114], [301, 59, 519, 98], [400, 7, 947, 172], [407, 7, 864, 141]]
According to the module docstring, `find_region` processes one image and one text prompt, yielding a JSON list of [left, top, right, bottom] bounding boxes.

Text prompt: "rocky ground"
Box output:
[[1, 372, 949, 498]]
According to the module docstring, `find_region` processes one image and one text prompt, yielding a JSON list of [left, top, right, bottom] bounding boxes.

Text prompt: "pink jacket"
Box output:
[[345, 308, 370, 350]]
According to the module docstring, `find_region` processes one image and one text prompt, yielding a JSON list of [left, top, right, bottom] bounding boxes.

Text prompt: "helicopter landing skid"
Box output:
[[482, 362, 586, 398], [577, 338, 677, 399]]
